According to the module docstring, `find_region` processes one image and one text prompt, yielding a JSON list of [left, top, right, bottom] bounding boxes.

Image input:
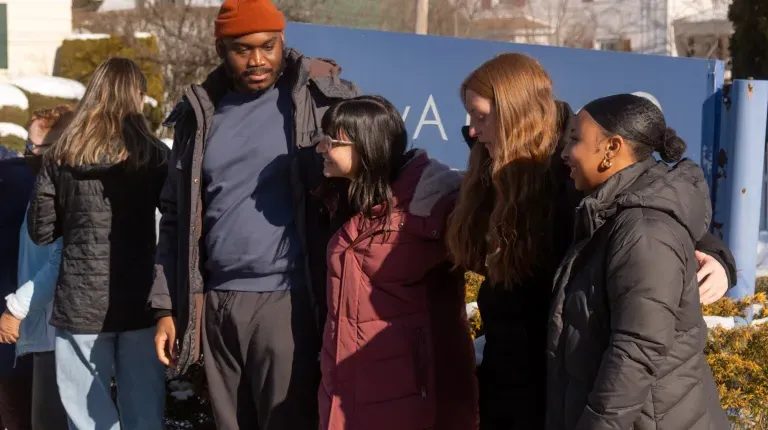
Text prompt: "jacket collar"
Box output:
[[574, 157, 657, 240], [163, 48, 346, 128]]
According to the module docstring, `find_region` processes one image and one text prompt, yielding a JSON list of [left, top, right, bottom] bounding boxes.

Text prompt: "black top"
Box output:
[[28, 142, 169, 333], [201, 79, 304, 292]]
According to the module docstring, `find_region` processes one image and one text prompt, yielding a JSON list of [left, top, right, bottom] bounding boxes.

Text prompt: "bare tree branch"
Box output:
[[74, 0, 331, 121]]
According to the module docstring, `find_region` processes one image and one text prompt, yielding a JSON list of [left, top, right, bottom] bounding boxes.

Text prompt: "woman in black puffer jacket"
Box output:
[[546, 94, 728, 430], [27, 57, 169, 430]]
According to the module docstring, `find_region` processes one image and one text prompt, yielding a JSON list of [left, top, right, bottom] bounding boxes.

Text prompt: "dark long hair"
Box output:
[[320, 95, 408, 225]]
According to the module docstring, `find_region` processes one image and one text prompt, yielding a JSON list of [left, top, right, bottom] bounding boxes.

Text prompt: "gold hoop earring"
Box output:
[[600, 157, 613, 169]]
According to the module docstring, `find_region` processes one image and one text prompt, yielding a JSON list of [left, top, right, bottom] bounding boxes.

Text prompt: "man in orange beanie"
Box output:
[[149, 1, 360, 429]]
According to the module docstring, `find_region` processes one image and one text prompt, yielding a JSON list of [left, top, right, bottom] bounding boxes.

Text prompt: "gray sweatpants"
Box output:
[[202, 289, 320, 430]]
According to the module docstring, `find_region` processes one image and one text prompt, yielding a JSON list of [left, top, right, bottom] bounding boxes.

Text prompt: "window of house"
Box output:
[[0, 4, 7, 70], [597, 37, 632, 52]]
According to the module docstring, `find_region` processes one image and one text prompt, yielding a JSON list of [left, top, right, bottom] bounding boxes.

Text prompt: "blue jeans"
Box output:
[[54, 328, 165, 430]]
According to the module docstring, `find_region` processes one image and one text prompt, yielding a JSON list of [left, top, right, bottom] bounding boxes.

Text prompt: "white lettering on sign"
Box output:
[[414, 95, 447, 141], [466, 113, 471, 126], [401, 106, 411, 121]]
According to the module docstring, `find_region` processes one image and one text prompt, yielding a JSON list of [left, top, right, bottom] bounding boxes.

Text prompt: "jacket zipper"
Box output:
[[335, 228, 384, 344]]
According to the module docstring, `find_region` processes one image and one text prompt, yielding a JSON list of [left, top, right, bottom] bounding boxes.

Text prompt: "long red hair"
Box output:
[[447, 53, 559, 288]]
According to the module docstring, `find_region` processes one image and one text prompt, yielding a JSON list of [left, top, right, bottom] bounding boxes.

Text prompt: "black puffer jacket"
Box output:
[[473, 102, 579, 430], [28, 143, 169, 333], [546, 158, 729, 430]]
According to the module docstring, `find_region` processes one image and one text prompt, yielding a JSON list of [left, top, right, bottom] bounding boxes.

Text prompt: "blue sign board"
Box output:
[[286, 23, 725, 185]]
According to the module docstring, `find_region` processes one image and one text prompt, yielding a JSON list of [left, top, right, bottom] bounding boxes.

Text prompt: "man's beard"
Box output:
[[225, 52, 285, 94]]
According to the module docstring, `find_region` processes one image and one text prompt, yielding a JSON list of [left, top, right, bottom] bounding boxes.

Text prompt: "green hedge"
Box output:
[[22, 91, 78, 116], [757, 277, 768, 294], [56, 34, 163, 130], [0, 134, 26, 154], [0, 106, 28, 127]]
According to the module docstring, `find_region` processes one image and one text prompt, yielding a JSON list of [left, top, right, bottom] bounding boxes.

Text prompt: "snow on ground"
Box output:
[[704, 316, 737, 330], [0, 122, 28, 140], [756, 231, 768, 277], [465, 302, 478, 319], [97, 0, 137, 10], [65, 33, 110, 41], [66, 32, 154, 41], [0, 83, 29, 110], [11, 76, 85, 100]]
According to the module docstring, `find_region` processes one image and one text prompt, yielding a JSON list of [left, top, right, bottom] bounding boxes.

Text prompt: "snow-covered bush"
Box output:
[[0, 122, 29, 153], [703, 293, 768, 429], [10, 76, 82, 117], [57, 34, 164, 131], [0, 84, 30, 127]]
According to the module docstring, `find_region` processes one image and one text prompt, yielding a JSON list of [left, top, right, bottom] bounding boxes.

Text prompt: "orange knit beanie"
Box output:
[[214, 0, 286, 39]]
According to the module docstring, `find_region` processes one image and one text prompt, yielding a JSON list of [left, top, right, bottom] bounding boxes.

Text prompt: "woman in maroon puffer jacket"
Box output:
[[315, 95, 477, 430]]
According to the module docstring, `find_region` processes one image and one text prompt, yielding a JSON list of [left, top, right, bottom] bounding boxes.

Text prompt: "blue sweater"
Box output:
[[7, 210, 62, 358], [201, 79, 304, 292]]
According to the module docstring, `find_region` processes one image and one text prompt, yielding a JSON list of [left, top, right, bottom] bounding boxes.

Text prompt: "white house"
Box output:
[[0, 0, 72, 82], [471, 0, 732, 58]]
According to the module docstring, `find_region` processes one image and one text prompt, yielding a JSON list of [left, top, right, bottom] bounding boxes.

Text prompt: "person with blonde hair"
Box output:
[[0, 105, 73, 430], [447, 53, 735, 429], [26, 58, 169, 430]]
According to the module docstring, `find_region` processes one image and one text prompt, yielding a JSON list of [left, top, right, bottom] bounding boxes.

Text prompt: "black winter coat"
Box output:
[[546, 158, 729, 430], [28, 143, 169, 333], [469, 103, 736, 430]]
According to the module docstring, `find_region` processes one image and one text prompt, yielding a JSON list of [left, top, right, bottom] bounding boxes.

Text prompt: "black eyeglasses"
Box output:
[[318, 135, 354, 150]]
